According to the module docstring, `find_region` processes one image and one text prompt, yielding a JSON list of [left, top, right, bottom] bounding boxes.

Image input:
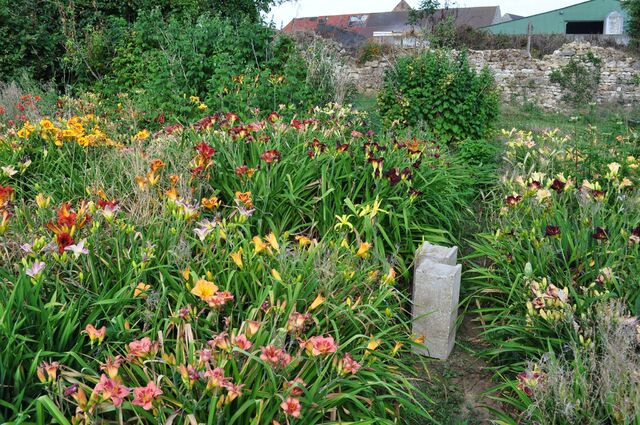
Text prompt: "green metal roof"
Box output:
[[485, 0, 626, 34]]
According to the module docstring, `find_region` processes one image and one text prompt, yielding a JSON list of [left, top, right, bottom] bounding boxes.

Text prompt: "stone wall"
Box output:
[[346, 42, 640, 110]]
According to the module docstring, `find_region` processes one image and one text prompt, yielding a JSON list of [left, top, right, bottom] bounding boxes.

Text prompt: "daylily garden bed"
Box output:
[[468, 126, 640, 423], [0, 100, 480, 424], [2, 92, 639, 424]]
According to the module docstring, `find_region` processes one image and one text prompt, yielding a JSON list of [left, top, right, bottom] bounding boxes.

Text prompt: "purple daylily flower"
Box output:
[[26, 261, 46, 278]]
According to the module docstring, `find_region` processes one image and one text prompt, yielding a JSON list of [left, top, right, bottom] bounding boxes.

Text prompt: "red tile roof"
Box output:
[[282, 7, 501, 36]]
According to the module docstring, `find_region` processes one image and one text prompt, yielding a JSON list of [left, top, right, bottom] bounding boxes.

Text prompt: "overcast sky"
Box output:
[[265, 0, 588, 28]]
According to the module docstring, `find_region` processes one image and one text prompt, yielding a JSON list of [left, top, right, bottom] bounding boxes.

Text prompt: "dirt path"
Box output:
[[413, 314, 500, 424]]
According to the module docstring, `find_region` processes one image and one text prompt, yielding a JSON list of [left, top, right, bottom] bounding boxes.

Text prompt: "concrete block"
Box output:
[[412, 242, 461, 360], [416, 241, 458, 267]]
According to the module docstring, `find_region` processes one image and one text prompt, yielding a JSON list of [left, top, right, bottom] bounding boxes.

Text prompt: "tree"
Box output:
[[408, 0, 440, 26], [622, 0, 640, 48], [0, 0, 288, 83]]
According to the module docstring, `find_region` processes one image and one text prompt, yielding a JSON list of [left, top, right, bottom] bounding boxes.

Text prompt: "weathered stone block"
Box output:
[[412, 242, 461, 360], [415, 241, 457, 266]]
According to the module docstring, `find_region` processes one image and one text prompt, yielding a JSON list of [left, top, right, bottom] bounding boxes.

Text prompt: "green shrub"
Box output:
[[92, 12, 336, 122], [377, 50, 499, 143], [549, 52, 602, 108]]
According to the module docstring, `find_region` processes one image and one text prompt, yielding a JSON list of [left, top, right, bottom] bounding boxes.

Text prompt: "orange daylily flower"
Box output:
[[202, 196, 222, 210], [134, 282, 151, 298], [83, 324, 107, 345]]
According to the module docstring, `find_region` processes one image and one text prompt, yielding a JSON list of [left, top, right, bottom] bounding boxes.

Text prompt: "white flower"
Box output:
[[64, 239, 89, 258], [2, 165, 17, 177]]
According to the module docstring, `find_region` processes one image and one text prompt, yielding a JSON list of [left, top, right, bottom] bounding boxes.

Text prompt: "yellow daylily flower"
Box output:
[[334, 214, 354, 231], [271, 268, 282, 282], [252, 236, 268, 254], [35, 193, 51, 209], [356, 242, 371, 258], [230, 249, 243, 269], [191, 278, 218, 301], [309, 294, 325, 311], [265, 232, 280, 252]]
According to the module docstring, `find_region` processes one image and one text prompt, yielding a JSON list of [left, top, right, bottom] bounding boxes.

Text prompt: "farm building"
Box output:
[[282, 1, 513, 47], [485, 0, 627, 35]]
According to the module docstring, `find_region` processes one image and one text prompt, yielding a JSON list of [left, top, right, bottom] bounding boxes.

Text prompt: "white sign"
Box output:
[[605, 11, 624, 35]]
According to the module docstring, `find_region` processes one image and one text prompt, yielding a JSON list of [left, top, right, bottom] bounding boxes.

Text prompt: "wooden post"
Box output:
[[527, 22, 533, 58]]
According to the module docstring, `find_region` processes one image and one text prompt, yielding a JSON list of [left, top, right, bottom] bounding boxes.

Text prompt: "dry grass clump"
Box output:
[[525, 301, 640, 424]]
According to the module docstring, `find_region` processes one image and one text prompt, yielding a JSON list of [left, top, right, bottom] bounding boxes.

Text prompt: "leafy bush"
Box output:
[[377, 50, 499, 143], [550, 52, 603, 108], [90, 12, 337, 122], [0, 0, 281, 82]]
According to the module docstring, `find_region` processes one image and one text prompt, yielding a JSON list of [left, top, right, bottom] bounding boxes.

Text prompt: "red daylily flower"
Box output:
[[260, 149, 281, 164]]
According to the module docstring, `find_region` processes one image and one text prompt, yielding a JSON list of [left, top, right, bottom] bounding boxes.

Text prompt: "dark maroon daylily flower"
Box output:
[[592, 227, 608, 241], [392, 139, 406, 150], [529, 181, 542, 190], [310, 138, 327, 152], [632, 225, 640, 238], [229, 126, 250, 140], [505, 194, 522, 207], [401, 167, 412, 181], [409, 188, 422, 199], [367, 156, 384, 177], [384, 168, 401, 186], [336, 142, 349, 153], [591, 190, 606, 201], [550, 179, 565, 193], [545, 225, 560, 237]]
